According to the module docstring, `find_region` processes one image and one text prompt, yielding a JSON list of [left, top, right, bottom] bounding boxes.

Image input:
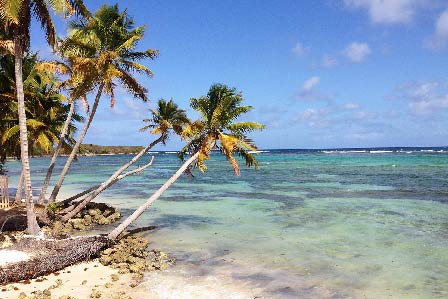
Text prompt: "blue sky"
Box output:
[[31, 1, 448, 150]]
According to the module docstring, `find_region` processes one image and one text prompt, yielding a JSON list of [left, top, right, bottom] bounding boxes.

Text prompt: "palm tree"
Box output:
[[0, 53, 82, 202], [108, 83, 265, 240], [0, 0, 89, 235], [49, 4, 158, 203], [35, 60, 84, 204], [61, 99, 189, 221]]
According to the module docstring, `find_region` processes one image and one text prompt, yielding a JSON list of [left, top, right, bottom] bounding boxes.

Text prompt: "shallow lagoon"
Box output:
[[5, 149, 448, 298]]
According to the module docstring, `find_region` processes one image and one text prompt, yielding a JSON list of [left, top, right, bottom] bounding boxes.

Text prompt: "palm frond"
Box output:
[[31, 0, 57, 47], [1, 125, 19, 144], [0, 39, 14, 54], [119, 59, 153, 76], [218, 133, 240, 175], [35, 60, 71, 74], [0, 0, 22, 27], [122, 48, 159, 61], [115, 65, 148, 101], [227, 121, 265, 135]]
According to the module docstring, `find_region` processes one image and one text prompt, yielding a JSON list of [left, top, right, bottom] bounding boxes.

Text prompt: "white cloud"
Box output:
[[292, 41, 310, 57], [302, 76, 320, 91], [294, 108, 331, 128], [343, 0, 424, 25], [397, 81, 448, 117], [296, 76, 333, 102], [425, 10, 448, 49], [345, 42, 371, 63], [321, 54, 338, 68], [435, 10, 448, 37]]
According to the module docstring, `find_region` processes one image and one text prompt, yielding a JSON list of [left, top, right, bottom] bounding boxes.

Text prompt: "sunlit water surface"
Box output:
[[5, 149, 448, 298]]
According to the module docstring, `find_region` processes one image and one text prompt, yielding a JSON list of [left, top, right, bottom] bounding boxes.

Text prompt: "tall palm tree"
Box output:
[[35, 60, 85, 204], [108, 84, 265, 240], [0, 0, 89, 235], [49, 4, 158, 203], [61, 99, 189, 221]]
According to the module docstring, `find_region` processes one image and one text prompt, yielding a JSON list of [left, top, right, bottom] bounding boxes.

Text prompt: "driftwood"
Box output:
[[0, 235, 111, 284]]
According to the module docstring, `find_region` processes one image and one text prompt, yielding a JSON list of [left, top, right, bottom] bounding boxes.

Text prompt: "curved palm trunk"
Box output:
[[38, 100, 75, 204], [108, 151, 199, 240], [14, 37, 41, 235], [49, 84, 104, 202], [61, 136, 163, 222]]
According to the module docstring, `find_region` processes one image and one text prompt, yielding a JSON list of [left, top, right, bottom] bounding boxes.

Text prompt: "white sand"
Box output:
[[0, 260, 260, 299], [0, 250, 29, 266]]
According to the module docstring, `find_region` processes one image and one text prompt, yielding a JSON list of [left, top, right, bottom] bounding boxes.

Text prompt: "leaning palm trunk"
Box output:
[[49, 84, 104, 202], [14, 38, 41, 235], [60, 184, 101, 206], [38, 100, 75, 204], [61, 136, 163, 222], [108, 151, 199, 240]]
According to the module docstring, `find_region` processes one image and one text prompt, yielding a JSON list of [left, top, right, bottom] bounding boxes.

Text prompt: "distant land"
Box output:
[[72, 144, 145, 156], [72, 145, 448, 156]]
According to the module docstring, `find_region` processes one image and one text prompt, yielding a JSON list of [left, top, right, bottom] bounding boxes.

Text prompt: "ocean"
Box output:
[[4, 148, 448, 298]]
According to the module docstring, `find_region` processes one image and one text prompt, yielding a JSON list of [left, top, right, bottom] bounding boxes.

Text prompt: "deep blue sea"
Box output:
[[4, 147, 448, 298]]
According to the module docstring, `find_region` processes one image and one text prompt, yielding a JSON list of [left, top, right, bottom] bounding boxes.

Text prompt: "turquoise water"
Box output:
[[4, 149, 448, 298]]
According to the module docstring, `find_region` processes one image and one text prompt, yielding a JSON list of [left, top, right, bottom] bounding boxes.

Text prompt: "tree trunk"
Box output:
[[61, 136, 163, 222], [60, 184, 101, 206], [38, 100, 75, 204], [108, 152, 199, 240], [49, 84, 104, 202], [15, 171, 24, 204], [14, 37, 41, 235]]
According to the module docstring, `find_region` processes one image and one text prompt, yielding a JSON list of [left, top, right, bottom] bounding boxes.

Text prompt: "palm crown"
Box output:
[[140, 99, 190, 145], [180, 83, 265, 175], [58, 4, 158, 104]]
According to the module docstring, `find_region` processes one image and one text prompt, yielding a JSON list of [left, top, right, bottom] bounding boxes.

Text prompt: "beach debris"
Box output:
[[90, 288, 102, 298], [99, 236, 175, 278], [47, 202, 121, 233], [112, 291, 134, 299]]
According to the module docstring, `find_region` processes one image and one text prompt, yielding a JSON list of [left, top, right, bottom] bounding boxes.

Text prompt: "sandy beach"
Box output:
[[0, 259, 260, 299]]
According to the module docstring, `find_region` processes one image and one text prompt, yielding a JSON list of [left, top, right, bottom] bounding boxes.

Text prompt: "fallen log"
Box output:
[[0, 235, 111, 284]]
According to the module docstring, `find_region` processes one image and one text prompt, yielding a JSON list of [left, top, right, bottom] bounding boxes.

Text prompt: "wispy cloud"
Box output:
[[344, 131, 385, 141], [343, 0, 425, 25], [344, 42, 371, 63], [292, 41, 310, 57], [294, 108, 332, 128], [255, 106, 288, 129], [344, 102, 360, 110], [321, 54, 338, 68], [392, 80, 448, 117], [425, 9, 448, 49], [296, 76, 333, 102], [293, 101, 378, 130], [302, 76, 320, 91]]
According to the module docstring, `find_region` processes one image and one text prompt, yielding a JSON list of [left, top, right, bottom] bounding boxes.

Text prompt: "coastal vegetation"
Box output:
[[0, 0, 264, 285], [77, 144, 145, 155], [0, 0, 89, 235]]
